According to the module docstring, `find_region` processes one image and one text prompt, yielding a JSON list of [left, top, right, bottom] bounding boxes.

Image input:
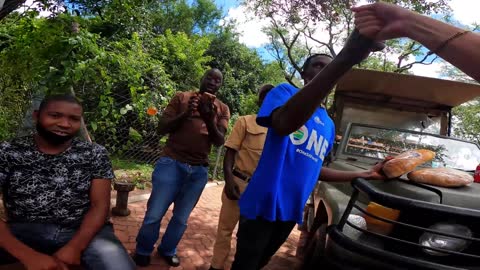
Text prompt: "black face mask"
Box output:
[[35, 122, 75, 145]]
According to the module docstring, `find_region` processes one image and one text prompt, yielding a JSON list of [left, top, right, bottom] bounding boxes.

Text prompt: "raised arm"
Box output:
[[158, 113, 189, 135], [270, 31, 381, 136], [198, 99, 229, 146], [158, 94, 195, 135], [353, 2, 480, 82]]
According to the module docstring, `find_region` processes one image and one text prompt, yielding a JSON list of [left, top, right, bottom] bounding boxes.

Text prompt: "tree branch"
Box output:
[[397, 41, 422, 68], [395, 55, 439, 73], [270, 16, 302, 74], [304, 27, 336, 56]]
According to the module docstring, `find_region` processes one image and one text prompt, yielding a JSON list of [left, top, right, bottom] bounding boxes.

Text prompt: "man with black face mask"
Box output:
[[0, 95, 135, 270]]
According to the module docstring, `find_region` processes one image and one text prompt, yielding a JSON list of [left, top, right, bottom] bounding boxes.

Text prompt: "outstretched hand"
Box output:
[[365, 156, 394, 181]]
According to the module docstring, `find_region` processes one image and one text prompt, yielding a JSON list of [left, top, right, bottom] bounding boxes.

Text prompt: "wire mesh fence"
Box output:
[[10, 93, 227, 189]]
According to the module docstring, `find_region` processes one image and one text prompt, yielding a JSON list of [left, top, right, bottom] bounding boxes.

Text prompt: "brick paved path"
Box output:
[[113, 185, 301, 270]]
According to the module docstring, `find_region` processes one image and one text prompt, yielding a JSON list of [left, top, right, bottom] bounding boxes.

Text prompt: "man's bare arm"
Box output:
[[270, 32, 378, 136], [158, 113, 189, 135], [205, 120, 226, 146], [0, 220, 38, 261], [60, 180, 110, 253], [320, 167, 372, 182], [223, 148, 241, 200], [353, 2, 480, 82], [320, 157, 392, 182]]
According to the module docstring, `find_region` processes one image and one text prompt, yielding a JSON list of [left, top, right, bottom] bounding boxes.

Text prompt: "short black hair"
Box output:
[[38, 94, 82, 112], [203, 68, 223, 78], [301, 53, 333, 73], [258, 84, 275, 100]]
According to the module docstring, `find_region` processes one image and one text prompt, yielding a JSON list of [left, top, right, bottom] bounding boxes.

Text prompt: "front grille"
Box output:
[[333, 178, 480, 269]]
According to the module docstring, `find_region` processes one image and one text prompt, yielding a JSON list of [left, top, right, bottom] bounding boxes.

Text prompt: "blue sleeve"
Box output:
[[256, 83, 295, 127]]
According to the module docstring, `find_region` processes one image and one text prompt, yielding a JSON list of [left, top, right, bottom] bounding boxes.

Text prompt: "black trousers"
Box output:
[[231, 216, 296, 270]]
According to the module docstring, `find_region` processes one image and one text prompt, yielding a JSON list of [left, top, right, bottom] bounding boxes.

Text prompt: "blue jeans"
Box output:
[[0, 223, 135, 270], [135, 156, 209, 256]]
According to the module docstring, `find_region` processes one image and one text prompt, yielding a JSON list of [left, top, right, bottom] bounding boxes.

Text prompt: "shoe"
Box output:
[[159, 253, 180, 267], [132, 253, 151, 267]]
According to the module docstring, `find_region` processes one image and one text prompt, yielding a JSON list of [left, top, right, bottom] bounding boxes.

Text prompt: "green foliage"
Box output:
[[440, 63, 480, 144], [453, 100, 480, 145], [0, 0, 285, 165], [206, 28, 285, 114], [151, 29, 212, 90], [112, 157, 153, 189]]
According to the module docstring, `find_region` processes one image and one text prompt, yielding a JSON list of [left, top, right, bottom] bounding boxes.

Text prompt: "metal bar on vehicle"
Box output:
[[353, 204, 480, 243], [329, 227, 464, 270], [448, 109, 453, 136], [345, 220, 480, 259], [351, 178, 480, 219], [337, 188, 359, 230]]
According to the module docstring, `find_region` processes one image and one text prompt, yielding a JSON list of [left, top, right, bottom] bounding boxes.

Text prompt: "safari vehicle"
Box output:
[[300, 69, 480, 270]]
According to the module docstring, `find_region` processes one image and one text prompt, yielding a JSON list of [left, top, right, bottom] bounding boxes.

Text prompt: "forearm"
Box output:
[[272, 57, 357, 136], [158, 113, 188, 135], [223, 149, 236, 185], [406, 12, 480, 81], [0, 220, 37, 262], [66, 203, 109, 251], [320, 167, 370, 183], [206, 120, 225, 146]]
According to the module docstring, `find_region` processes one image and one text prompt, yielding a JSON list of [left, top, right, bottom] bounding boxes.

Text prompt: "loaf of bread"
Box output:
[[382, 149, 435, 178], [407, 168, 473, 187]]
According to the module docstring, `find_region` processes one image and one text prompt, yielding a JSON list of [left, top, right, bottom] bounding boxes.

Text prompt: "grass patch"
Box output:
[[112, 158, 154, 189]]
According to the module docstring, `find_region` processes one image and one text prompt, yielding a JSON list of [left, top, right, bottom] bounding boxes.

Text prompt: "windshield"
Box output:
[[344, 124, 480, 171], [338, 102, 443, 136]]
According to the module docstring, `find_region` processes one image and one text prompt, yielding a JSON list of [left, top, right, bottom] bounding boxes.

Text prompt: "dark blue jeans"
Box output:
[[135, 156, 209, 256], [0, 223, 135, 270]]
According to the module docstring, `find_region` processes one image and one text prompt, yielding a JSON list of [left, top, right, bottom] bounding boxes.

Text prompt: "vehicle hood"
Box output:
[[328, 159, 480, 210]]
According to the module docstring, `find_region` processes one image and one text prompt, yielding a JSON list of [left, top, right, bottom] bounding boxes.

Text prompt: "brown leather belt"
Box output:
[[233, 169, 250, 182]]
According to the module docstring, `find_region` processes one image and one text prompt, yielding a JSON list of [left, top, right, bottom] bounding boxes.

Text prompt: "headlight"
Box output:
[[419, 222, 472, 256]]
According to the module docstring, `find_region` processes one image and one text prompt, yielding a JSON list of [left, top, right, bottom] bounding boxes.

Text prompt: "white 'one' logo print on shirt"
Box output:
[[290, 125, 329, 163]]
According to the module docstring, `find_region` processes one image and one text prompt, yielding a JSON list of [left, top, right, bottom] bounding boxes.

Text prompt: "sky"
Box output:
[[218, 0, 480, 79]]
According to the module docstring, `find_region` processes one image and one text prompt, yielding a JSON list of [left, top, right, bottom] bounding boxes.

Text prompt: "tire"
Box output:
[[301, 224, 327, 270]]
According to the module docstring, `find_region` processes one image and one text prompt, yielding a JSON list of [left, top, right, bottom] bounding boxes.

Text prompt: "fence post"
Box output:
[[212, 146, 223, 180]]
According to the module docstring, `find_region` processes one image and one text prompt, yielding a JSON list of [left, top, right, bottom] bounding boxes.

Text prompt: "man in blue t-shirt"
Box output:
[[231, 31, 388, 270]]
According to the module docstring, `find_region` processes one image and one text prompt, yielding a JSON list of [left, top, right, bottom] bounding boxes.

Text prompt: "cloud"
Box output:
[[449, 0, 480, 25], [16, 0, 53, 17], [409, 61, 444, 78], [223, 6, 270, 48]]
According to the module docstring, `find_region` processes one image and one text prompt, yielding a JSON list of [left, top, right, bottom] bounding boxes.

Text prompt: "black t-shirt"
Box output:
[[0, 136, 114, 226]]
